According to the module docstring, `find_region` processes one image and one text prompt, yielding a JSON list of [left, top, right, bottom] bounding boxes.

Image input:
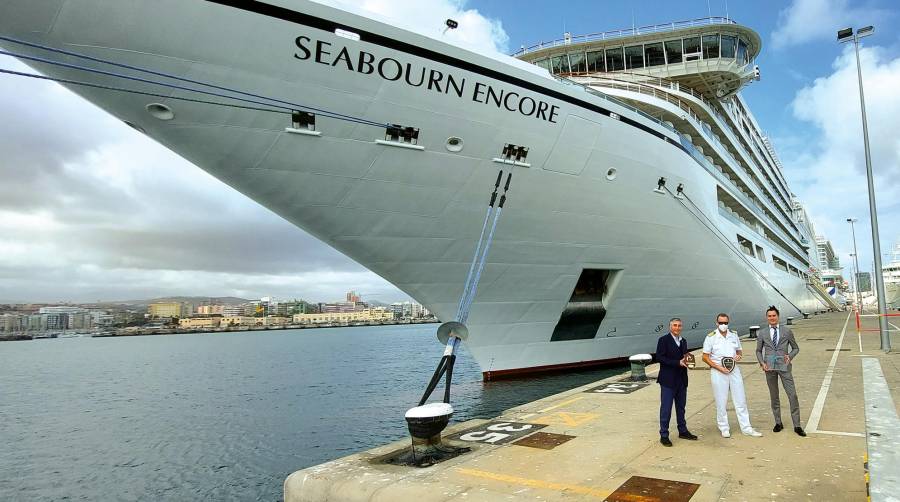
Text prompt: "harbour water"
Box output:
[[0, 324, 622, 501]]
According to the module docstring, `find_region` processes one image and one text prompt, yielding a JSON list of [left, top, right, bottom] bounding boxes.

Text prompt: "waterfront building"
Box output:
[[856, 272, 872, 293], [346, 291, 361, 303], [273, 300, 311, 316], [148, 302, 191, 319], [196, 304, 225, 315], [178, 317, 221, 329], [293, 308, 393, 324], [320, 302, 358, 313], [0, 314, 26, 333], [222, 305, 245, 317]]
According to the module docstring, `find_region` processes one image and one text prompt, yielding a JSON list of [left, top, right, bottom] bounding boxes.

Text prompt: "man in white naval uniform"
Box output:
[[702, 313, 763, 438]]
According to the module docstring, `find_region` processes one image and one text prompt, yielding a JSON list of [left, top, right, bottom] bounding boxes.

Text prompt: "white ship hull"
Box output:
[[1, 0, 826, 377]]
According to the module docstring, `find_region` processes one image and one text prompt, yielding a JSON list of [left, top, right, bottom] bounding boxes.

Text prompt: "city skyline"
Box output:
[[1, 0, 899, 303]]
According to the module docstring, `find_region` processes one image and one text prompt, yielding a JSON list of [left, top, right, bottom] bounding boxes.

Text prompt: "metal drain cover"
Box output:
[[605, 475, 700, 502], [512, 432, 575, 450]]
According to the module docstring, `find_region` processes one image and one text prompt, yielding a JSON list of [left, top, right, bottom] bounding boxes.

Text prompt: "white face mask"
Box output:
[[717, 323, 729, 333]]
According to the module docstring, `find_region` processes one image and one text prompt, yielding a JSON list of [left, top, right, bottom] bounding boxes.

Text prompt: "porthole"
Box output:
[[146, 103, 175, 121], [445, 136, 464, 152], [606, 168, 617, 180]]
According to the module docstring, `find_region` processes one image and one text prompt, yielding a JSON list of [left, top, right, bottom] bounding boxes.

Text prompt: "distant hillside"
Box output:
[[115, 296, 250, 307]]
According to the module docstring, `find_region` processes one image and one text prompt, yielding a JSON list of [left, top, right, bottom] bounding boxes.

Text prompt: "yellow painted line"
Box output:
[[456, 468, 610, 499], [537, 396, 584, 413], [531, 411, 598, 427]]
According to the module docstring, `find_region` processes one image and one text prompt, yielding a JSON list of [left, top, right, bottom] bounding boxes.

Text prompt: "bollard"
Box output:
[[629, 354, 653, 381], [787, 316, 794, 325], [749, 325, 760, 339], [803, 312, 810, 319]]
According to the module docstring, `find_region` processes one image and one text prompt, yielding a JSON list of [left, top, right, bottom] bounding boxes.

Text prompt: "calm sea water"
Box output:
[[0, 325, 622, 501]]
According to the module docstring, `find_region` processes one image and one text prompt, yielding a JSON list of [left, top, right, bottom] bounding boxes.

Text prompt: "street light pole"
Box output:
[[838, 26, 890, 351], [848, 218, 863, 312]]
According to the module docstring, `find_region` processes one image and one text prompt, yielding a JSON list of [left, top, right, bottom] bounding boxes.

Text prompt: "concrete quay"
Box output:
[[285, 312, 899, 501]]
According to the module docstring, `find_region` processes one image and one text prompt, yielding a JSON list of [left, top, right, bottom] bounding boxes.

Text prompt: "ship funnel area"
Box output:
[[391, 172, 512, 467]]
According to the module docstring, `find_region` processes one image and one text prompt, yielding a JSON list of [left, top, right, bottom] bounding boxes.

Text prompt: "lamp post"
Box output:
[[838, 26, 890, 351], [848, 218, 863, 312]]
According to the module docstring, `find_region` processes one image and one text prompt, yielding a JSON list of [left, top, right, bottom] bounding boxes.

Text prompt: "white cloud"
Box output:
[[770, 0, 879, 50], [315, 0, 509, 54], [781, 44, 900, 272]]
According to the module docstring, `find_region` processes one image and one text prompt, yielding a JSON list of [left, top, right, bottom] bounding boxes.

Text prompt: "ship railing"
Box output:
[[569, 76, 804, 249], [513, 17, 737, 56], [680, 136, 808, 261], [551, 75, 678, 133]]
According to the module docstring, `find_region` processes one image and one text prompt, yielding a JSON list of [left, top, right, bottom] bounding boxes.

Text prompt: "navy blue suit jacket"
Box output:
[[656, 333, 689, 388]]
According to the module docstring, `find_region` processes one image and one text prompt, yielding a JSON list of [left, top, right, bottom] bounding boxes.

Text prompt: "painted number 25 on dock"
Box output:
[[448, 422, 546, 445]]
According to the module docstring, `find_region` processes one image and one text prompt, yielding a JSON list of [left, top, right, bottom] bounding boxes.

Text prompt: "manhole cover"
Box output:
[[606, 475, 700, 502], [513, 432, 575, 450]]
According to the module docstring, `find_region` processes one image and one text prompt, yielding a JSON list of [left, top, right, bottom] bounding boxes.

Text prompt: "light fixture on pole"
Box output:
[[838, 26, 890, 351], [847, 218, 863, 312]]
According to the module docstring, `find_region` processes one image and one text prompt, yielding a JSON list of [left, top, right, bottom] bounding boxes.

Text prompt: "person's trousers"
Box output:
[[765, 369, 801, 427], [711, 367, 753, 433], [659, 383, 687, 438]]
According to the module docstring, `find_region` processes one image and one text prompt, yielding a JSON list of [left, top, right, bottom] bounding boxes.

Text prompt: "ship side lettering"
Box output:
[[294, 35, 558, 123]]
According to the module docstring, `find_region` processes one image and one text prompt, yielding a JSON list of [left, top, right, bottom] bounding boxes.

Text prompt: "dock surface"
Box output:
[[285, 312, 900, 501]]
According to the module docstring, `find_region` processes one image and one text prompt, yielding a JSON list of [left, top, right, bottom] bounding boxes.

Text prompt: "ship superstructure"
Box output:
[[0, 2, 835, 378]]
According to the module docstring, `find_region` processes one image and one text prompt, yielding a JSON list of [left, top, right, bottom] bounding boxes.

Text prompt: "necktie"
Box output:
[[772, 326, 779, 347]]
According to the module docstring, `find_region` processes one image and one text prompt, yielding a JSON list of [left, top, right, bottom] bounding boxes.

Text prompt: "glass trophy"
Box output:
[[684, 353, 696, 369], [766, 349, 788, 372], [721, 357, 735, 372]]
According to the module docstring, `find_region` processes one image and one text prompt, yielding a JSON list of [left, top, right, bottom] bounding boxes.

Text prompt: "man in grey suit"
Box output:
[[756, 306, 806, 436]]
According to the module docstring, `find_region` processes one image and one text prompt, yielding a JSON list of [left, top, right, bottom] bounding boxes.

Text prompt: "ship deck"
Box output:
[[285, 311, 900, 501]]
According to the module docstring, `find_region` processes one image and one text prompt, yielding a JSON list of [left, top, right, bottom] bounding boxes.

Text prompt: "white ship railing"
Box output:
[[580, 77, 800, 240], [513, 17, 737, 56]]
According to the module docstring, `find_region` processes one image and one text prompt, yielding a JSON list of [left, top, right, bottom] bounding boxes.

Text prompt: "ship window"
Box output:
[[586, 50, 605, 72], [624, 45, 644, 69], [534, 59, 551, 71], [720, 35, 736, 58], [702, 34, 720, 59], [737, 39, 748, 64], [644, 42, 665, 67], [605, 47, 624, 71], [568, 51, 586, 73], [664, 39, 683, 64], [738, 235, 755, 257], [551, 54, 570, 74], [755, 245, 766, 262], [683, 36, 701, 61], [773, 255, 788, 272]]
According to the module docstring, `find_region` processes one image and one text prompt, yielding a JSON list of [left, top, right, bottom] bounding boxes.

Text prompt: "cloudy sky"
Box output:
[[1, 0, 898, 304]]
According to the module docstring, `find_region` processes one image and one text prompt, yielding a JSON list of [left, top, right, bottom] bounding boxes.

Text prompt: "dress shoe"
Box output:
[[660, 437, 673, 447], [794, 427, 807, 437], [773, 423, 783, 432], [743, 429, 763, 437], [678, 432, 698, 440]]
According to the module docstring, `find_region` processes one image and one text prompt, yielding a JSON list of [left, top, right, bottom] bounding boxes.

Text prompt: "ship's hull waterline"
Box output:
[[1, 0, 824, 378]]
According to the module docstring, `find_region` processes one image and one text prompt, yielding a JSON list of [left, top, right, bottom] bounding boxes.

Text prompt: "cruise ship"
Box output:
[[0, 1, 839, 378]]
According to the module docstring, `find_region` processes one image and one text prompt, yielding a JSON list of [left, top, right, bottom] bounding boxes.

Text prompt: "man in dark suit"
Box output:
[[656, 317, 697, 446], [756, 306, 806, 436]]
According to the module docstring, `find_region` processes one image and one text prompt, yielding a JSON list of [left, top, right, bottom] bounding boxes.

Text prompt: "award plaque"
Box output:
[[684, 353, 696, 369], [766, 350, 788, 372], [721, 357, 735, 372]]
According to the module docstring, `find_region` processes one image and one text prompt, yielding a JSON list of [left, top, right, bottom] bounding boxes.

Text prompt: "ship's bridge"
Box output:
[[514, 17, 761, 99]]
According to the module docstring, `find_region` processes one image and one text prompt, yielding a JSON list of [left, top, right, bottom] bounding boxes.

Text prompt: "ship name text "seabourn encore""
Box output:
[[294, 35, 560, 123]]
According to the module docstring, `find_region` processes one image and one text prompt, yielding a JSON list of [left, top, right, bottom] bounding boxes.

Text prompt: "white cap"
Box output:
[[405, 402, 454, 419]]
